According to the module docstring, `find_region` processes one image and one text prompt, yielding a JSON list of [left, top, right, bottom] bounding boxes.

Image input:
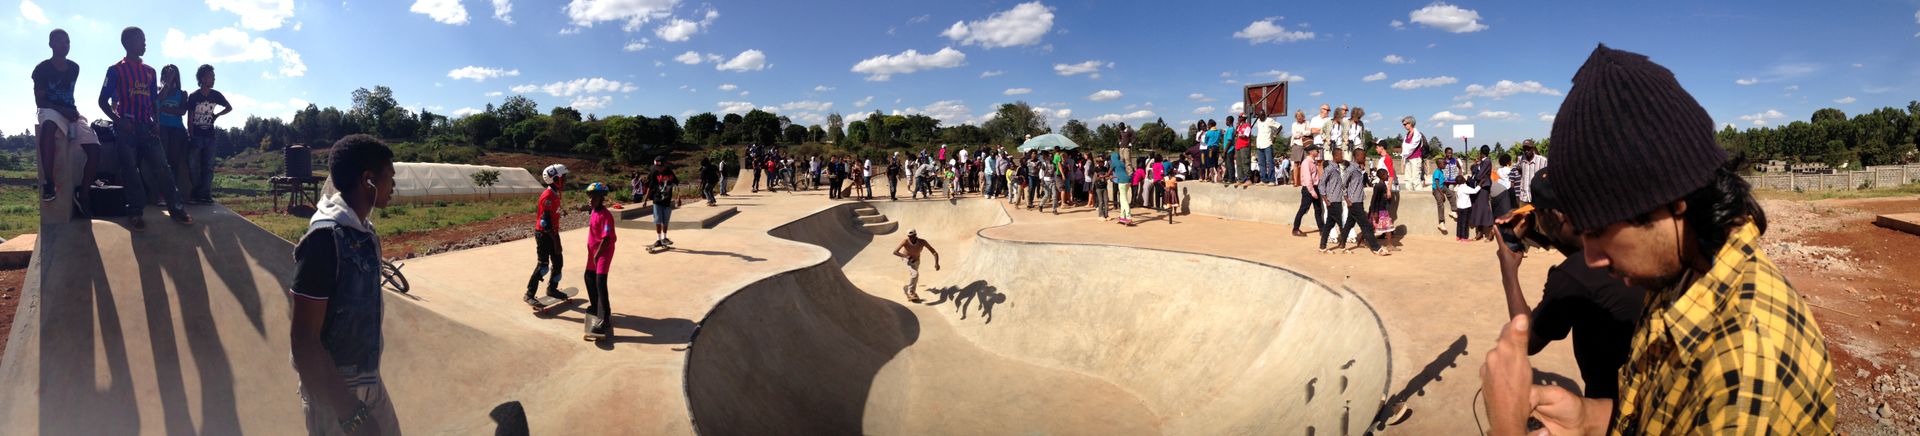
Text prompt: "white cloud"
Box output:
[[1230, 102, 1245, 114], [717, 101, 757, 114], [623, 39, 650, 51], [1734, 78, 1759, 86], [673, 51, 703, 64], [1391, 76, 1457, 90], [485, 91, 504, 97], [854, 96, 874, 107], [1193, 106, 1215, 115], [779, 100, 833, 112], [410, 0, 469, 25], [1188, 93, 1215, 102], [1092, 110, 1157, 124], [1852, 63, 1864, 68], [1458, 80, 1562, 99], [1738, 109, 1786, 126], [1476, 110, 1518, 121], [492, 0, 514, 24], [1054, 60, 1111, 77], [715, 49, 767, 72], [1784, 85, 1799, 93], [446, 66, 521, 82], [980, 70, 1005, 78], [207, 0, 294, 30], [1362, 72, 1388, 82], [813, 85, 835, 92], [716, 83, 737, 91], [1033, 107, 1072, 126], [1233, 17, 1315, 44], [453, 107, 485, 117], [903, 100, 977, 124], [523, 77, 638, 97], [1383, 54, 1410, 64], [161, 27, 306, 77], [850, 47, 966, 81], [1251, 69, 1306, 82], [738, 91, 749, 96], [1430, 111, 1468, 122], [563, 0, 678, 31], [1004, 88, 1032, 95], [1408, 2, 1488, 33], [1389, 19, 1405, 29], [1452, 100, 1474, 109], [1538, 112, 1556, 122], [1833, 96, 1856, 104], [1309, 91, 1323, 97], [569, 95, 613, 111], [941, 1, 1054, 49], [20, 0, 48, 24], [1087, 90, 1123, 101], [654, 18, 700, 41]]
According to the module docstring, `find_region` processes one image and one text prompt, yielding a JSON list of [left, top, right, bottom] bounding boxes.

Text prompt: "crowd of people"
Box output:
[[33, 27, 233, 230]]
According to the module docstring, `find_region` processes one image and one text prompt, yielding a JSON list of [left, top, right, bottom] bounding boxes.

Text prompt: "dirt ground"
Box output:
[[0, 267, 23, 358], [1763, 196, 1920, 433]]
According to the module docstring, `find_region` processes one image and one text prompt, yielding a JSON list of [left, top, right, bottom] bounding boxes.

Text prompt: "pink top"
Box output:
[[1150, 162, 1165, 181], [1131, 168, 1146, 185], [586, 207, 617, 274]]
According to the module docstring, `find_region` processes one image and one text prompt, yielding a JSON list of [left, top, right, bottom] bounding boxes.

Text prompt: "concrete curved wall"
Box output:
[[1181, 182, 1444, 237]]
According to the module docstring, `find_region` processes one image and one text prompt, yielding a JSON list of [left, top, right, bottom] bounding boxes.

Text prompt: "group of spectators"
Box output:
[[33, 27, 233, 229]]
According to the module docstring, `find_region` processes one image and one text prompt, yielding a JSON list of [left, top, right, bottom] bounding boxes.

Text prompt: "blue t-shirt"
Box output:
[[157, 89, 187, 129], [1203, 129, 1222, 148]]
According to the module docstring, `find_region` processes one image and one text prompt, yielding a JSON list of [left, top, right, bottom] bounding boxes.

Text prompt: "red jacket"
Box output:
[[535, 187, 560, 232]]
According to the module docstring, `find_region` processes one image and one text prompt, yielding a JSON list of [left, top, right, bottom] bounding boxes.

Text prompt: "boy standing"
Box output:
[[185, 64, 231, 204], [582, 182, 617, 340], [98, 26, 190, 228], [526, 164, 569, 307], [644, 157, 680, 248], [289, 135, 401, 435]]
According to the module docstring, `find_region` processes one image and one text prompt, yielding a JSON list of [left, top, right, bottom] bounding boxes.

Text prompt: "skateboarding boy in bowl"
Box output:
[[893, 230, 941, 303]]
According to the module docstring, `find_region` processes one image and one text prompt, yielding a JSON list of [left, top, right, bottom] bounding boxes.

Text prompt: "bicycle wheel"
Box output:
[[381, 262, 410, 293]]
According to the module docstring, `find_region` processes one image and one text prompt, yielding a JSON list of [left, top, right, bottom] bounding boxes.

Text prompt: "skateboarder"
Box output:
[[525, 164, 570, 308], [582, 182, 617, 339], [289, 134, 401, 435], [892, 230, 941, 303], [642, 157, 680, 248]]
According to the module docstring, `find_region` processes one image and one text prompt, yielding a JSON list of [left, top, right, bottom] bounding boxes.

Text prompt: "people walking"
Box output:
[[1292, 146, 1325, 237]]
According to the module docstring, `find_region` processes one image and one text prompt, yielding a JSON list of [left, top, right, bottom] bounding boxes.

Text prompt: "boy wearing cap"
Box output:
[[582, 182, 617, 339], [1482, 44, 1832, 435], [892, 230, 941, 303]]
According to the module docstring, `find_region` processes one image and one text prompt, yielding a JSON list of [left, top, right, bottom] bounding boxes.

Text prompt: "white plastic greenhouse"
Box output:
[[321, 162, 545, 204]]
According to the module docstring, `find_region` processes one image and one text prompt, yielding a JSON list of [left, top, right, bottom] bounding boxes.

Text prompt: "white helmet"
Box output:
[[542, 164, 569, 183]]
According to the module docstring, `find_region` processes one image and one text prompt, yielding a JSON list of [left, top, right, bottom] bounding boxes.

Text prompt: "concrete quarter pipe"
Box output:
[[686, 200, 1392, 435]]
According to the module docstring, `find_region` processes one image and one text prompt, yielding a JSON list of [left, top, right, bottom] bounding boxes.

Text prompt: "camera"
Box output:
[[1496, 204, 1557, 253]]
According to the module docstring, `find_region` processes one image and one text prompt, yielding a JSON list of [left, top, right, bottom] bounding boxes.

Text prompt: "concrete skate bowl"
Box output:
[[685, 200, 1392, 435]]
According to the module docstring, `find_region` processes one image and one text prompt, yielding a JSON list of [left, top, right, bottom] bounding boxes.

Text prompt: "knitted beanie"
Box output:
[[1550, 44, 1725, 232]]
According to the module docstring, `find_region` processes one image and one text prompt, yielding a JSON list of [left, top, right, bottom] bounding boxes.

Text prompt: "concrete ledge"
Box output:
[[618, 205, 739, 230], [0, 234, 34, 269], [1875, 213, 1920, 236], [1180, 182, 1450, 237]]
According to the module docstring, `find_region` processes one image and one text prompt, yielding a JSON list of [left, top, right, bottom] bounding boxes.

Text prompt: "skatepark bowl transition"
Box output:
[[1, 189, 1393, 435]]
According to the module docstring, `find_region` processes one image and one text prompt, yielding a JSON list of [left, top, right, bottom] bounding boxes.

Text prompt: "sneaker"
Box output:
[[524, 295, 542, 307], [662, 238, 675, 246], [41, 183, 57, 202], [545, 289, 569, 301]]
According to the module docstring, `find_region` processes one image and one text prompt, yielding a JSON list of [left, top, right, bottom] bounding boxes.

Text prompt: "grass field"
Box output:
[[0, 185, 37, 241], [234, 195, 536, 243], [1755, 184, 1920, 202]]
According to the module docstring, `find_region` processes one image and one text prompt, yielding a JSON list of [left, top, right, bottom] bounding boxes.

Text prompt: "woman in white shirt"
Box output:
[[1348, 107, 1367, 158], [1327, 106, 1348, 162]]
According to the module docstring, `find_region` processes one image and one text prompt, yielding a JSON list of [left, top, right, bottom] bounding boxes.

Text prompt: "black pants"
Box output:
[[751, 167, 762, 191], [526, 231, 562, 296], [1320, 202, 1344, 249], [888, 176, 899, 200], [582, 270, 611, 334], [1457, 207, 1473, 238], [1094, 182, 1109, 218], [1293, 187, 1324, 232], [1341, 201, 1381, 251], [829, 177, 842, 198]]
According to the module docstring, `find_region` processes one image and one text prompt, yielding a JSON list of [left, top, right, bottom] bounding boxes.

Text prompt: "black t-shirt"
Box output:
[[649, 166, 678, 202], [290, 228, 339, 299], [1529, 249, 1648, 400], [699, 163, 719, 183], [32, 59, 80, 112], [185, 89, 231, 136]]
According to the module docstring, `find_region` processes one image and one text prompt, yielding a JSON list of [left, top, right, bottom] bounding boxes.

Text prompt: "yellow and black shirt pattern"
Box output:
[[1613, 221, 1835, 434]]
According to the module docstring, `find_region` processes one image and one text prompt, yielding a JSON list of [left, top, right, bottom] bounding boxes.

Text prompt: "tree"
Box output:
[[470, 169, 501, 199], [1060, 120, 1092, 147], [742, 110, 782, 145], [498, 95, 540, 126], [604, 116, 650, 164], [461, 112, 503, 146], [551, 106, 583, 123], [1811, 108, 1847, 124], [378, 106, 419, 140], [983, 102, 1047, 145], [350, 86, 398, 122], [720, 113, 745, 144], [807, 125, 826, 143], [683, 112, 720, 145], [1137, 118, 1180, 154], [826, 113, 845, 143], [847, 120, 869, 145], [864, 111, 888, 145], [783, 124, 809, 144]]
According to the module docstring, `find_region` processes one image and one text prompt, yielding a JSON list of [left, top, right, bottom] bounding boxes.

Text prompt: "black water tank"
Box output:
[[286, 145, 312, 178]]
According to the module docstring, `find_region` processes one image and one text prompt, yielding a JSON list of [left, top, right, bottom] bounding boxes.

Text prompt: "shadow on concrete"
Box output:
[[924, 280, 1009, 324], [37, 221, 139, 435], [666, 248, 767, 262], [1373, 334, 1470, 430]]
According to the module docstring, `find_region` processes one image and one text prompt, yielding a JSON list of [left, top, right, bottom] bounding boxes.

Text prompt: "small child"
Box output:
[[1370, 168, 1397, 252], [583, 182, 617, 338], [1451, 178, 1480, 242], [1162, 172, 1179, 224]]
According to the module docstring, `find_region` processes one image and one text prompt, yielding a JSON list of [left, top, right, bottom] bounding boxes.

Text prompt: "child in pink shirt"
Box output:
[[584, 182, 617, 337]]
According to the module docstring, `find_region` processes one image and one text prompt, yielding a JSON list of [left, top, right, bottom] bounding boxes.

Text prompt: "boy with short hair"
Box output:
[[289, 134, 400, 435], [32, 29, 101, 209], [185, 64, 230, 204], [99, 26, 191, 228]]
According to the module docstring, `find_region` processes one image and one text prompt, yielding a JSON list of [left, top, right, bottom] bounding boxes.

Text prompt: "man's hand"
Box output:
[[1495, 231, 1525, 276], [934, 262, 941, 271], [1481, 314, 1536, 436], [1530, 383, 1608, 436], [60, 108, 82, 123]]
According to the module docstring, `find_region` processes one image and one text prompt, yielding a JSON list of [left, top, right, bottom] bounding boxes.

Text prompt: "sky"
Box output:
[[5, 0, 1920, 146]]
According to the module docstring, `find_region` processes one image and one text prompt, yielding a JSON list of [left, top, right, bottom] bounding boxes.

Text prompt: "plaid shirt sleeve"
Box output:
[[1613, 222, 1835, 435]]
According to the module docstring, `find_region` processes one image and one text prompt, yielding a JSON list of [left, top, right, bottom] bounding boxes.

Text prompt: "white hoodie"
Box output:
[[311, 192, 375, 238]]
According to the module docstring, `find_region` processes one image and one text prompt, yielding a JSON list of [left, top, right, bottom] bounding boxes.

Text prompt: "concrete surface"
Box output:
[[1875, 213, 1920, 236], [2, 180, 1579, 435], [1183, 182, 1451, 237], [0, 233, 33, 269], [615, 204, 738, 230]]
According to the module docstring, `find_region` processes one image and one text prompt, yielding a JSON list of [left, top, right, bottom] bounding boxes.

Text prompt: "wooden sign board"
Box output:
[[1242, 81, 1288, 118]]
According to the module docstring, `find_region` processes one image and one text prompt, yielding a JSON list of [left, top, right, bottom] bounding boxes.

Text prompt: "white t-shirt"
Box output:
[[1452, 183, 1480, 209], [1493, 166, 1513, 194], [1289, 121, 1308, 147], [1345, 121, 1364, 146], [1308, 115, 1331, 145], [1255, 117, 1279, 149]]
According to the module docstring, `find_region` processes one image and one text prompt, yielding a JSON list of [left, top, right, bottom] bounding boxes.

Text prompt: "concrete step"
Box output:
[[853, 207, 879, 216], [861, 220, 898, 235], [856, 214, 887, 224]]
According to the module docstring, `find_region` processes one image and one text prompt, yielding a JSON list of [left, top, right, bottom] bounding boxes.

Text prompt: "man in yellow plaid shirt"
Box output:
[[1480, 44, 1834, 435]]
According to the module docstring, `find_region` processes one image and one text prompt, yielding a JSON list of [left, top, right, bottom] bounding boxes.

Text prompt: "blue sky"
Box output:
[[6, 0, 1920, 146]]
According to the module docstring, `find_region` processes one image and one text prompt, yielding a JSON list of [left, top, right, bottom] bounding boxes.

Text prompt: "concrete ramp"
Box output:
[[685, 199, 1391, 435]]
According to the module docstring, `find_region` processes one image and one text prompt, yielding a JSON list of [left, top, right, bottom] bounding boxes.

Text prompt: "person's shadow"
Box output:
[[924, 280, 1006, 323], [1372, 335, 1470, 430]]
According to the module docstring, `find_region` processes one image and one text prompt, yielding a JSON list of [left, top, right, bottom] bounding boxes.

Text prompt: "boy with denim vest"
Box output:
[[289, 135, 399, 435]]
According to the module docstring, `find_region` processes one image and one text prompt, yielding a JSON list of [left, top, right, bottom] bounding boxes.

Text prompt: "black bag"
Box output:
[[87, 185, 132, 217]]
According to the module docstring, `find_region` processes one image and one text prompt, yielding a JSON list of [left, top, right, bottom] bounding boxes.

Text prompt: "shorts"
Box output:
[[37, 109, 99, 146], [652, 203, 673, 225], [906, 258, 920, 278]]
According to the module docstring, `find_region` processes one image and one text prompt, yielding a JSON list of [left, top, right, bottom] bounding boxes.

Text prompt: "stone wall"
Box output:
[[1745, 164, 1920, 191]]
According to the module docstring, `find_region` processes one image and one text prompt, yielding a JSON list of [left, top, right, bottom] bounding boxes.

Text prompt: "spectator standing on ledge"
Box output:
[[1481, 44, 1833, 435], [99, 26, 191, 229], [184, 64, 231, 204]]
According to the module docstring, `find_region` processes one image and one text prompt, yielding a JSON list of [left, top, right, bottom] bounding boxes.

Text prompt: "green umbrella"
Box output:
[[1017, 133, 1080, 152]]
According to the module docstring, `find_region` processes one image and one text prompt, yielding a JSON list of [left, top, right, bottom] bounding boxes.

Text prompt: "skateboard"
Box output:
[[530, 287, 580, 313], [583, 313, 609, 341]]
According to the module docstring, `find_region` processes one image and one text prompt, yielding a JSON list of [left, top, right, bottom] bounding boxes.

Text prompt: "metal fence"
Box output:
[[1745, 164, 1920, 191]]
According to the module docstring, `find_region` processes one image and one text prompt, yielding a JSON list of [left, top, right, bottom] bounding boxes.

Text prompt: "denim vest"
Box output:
[[307, 219, 385, 385]]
